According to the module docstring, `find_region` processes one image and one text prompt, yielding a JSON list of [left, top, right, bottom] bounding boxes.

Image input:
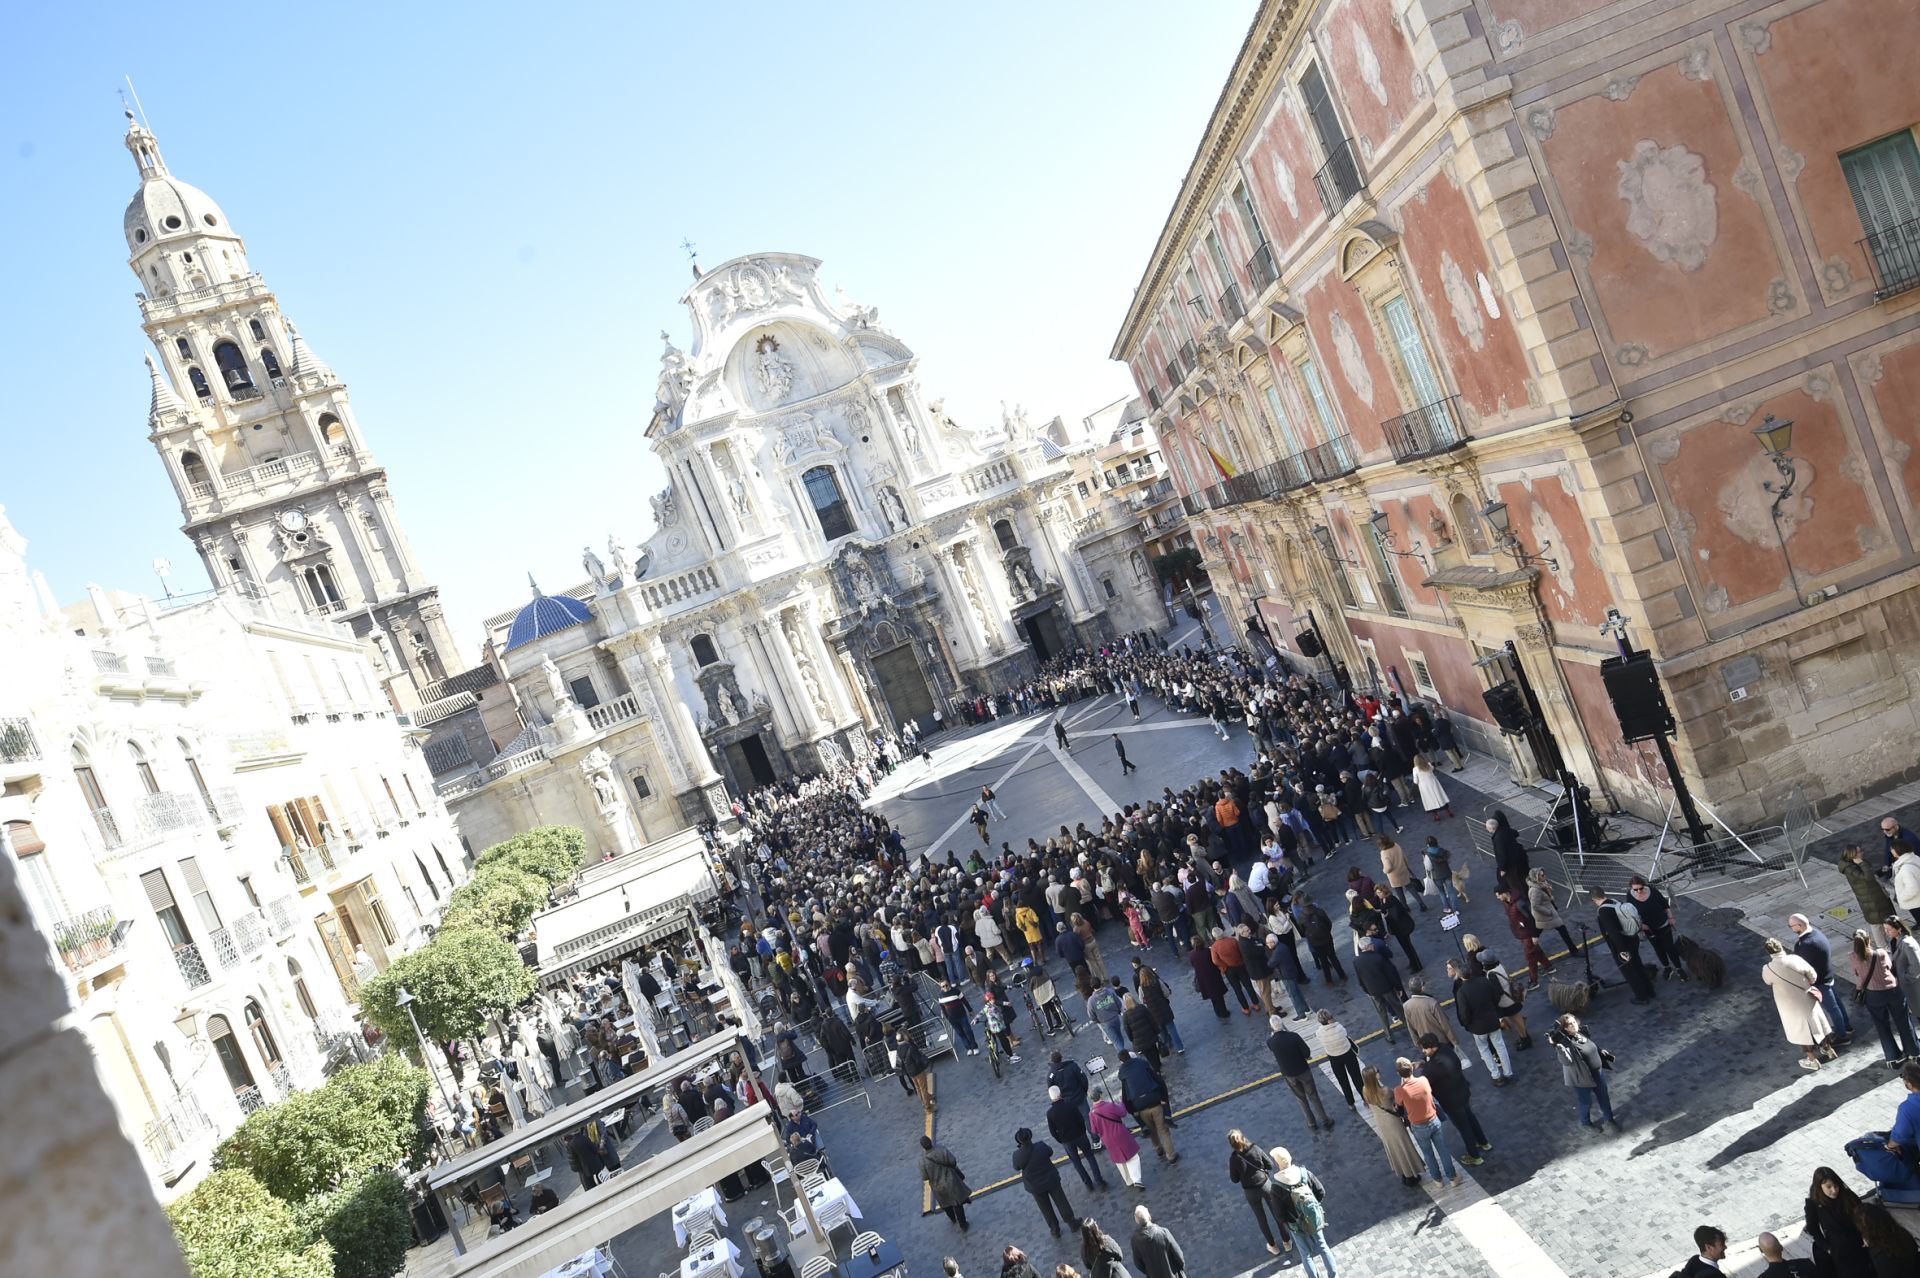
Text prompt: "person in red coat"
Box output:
[[1088, 1098, 1144, 1189], [1189, 937, 1231, 1019], [1495, 889, 1549, 985]]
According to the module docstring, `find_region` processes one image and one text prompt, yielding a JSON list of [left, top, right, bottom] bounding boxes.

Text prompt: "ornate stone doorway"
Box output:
[[724, 734, 779, 789], [871, 643, 936, 732]]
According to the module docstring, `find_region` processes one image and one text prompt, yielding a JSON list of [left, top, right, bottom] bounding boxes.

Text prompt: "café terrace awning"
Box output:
[[421, 1029, 805, 1276], [533, 829, 717, 984]]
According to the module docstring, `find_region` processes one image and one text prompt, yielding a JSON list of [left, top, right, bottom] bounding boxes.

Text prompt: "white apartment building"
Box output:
[[0, 507, 467, 1199]]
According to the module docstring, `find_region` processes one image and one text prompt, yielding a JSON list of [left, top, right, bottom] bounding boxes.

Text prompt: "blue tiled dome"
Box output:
[[504, 579, 594, 651]]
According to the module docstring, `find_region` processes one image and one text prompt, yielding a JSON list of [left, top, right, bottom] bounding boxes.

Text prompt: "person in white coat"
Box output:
[[1761, 936, 1836, 1071], [974, 904, 1009, 965], [1411, 755, 1454, 820], [1894, 843, 1920, 928]]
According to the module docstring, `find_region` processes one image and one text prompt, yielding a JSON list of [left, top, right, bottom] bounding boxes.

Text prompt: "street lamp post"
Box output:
[[1752, 413, 1805, 602], [394, 986, 461, 1123]]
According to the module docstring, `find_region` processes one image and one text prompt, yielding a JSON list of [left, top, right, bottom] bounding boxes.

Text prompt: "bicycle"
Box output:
[[984, 1018, 1004, 1080]]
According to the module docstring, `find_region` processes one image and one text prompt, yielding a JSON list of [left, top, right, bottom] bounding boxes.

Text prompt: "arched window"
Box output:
[[71, 745, 116, 847], [433, 845, 454, 885], [993, 519, 1019, 553], [302, 565, 341, 610], [244, 999, 281, 1065], [803, 466, 854, 541], [690, 634, 720, 667], [249, 318, 266, 341], [261, 348, 282, 379], [127, 742, 159, 795], [212, 341, 253, 394], [180, 451, 209, 488], [179, 738, 214, 813], [174, 337, 192, 360], [287, 958, 317, 1020], [1450, 492, 1491, 556], [414, 853, 440, 901], [187, 367, 212, 399], [318, 414, 346, 449], [206, 1014, 256, 1096]]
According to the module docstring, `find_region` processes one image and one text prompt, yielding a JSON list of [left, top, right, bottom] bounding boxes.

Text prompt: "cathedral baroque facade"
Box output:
[[446, 254, 1162, 851]]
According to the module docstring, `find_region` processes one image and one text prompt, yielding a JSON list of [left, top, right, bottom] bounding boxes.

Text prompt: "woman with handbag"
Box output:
[[1763, 936, 1836, 1071], [1849, 928, 1920, 1066], [1545, 1013, 1619, 1130], [1358, 1064, 1425, 1187], [1226, 1130, 1289, 1257]]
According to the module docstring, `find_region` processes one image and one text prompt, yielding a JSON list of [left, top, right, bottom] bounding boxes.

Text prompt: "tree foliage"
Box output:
[[474, 824, 588, 886], [359, 926, 537, 1045], [1152, 547, 1207, 590], [168, 1169, 333, 1278], [439, 862, 551, 935], [294, 1170, 413, 1278], [214, 1054, 431, 1203]]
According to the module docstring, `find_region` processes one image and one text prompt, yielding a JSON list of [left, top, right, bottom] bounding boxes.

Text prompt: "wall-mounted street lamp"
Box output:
[[1752, 413, 1805, 600], [1366, 509, 1428, 568], [1310, 522, 1360, 567], [1480, 499, 1560, 571]]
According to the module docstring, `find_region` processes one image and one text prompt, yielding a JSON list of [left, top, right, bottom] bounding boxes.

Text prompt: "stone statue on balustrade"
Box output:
[[580, 746, 640, 856]]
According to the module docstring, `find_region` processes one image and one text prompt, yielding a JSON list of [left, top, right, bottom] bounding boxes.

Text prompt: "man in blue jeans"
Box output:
[[1790, 913, 1853, 1043]]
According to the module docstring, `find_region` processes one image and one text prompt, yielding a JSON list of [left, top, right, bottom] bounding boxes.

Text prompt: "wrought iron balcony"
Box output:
[[142, 1092, 213, 1170], [1382, 396, 1468, 463], [0, 715, 39, 765], [1313, 137, 1366, 215], [204, 785, 245, 826], [1164, 360, 1182, 392], [92, 649, 129, 675], [283, 844, 312, 884], [1179, 492, 1205, 518], [232, 908, 270, 959], [1860, 218, 1920, 300], [173, 941, 211, 989], [1247, 243, 1279, 293], [1301, 435, 1359, 482], [207, 926, 240, 970], [267, 894, 300, 938], [267, 1060, 295, 1099], [1219, 284, 1246, 325], [145, 656, 177, 677], [52, 905, 124, 972], [1273, 452, 1313, 493], [235, 1083, 267, 1115], [1147, 387, 1162, 411], [1179, 342, 1199, 375], [89, 807, 124, 853]]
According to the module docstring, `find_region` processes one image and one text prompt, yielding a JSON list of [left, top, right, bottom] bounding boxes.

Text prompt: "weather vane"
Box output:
[[680, 238, 697, 261]]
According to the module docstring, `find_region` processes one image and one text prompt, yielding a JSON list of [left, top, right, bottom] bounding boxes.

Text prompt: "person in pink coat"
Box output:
[[1088, 1097, 1145, 1189]]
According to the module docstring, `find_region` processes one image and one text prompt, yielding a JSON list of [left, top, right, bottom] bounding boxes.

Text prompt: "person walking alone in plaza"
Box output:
[[982, 783, 1008, 821], [1130, 1205, 1187, 1278], [1054, 716, 1071, 751], [920, 1135, 973, 1231], [1393, 1057, 1461, 1187], [1412, 753, 1454, 821], [1267, 1014, 1335, 1131], [1012, 1127, 1080, 1239], [1269, 1147, 1339, 1278], [1545, 1013, 1620, 1131], [1361, 1065, 1426, 1186], [1226, 1130, 1287, 1257], [1114, 734, 1138, 775], [1762, 936, 1836, 1071], [1849, 927, 1920, 1066]]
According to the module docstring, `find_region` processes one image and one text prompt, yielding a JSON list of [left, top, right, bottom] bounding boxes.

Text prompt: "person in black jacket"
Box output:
[[1371, 884, 1423, 973], [1417, 1034, 1489, 1163], [1294, 894, 1345, 984], [1048, 1084, 1109, 1191], [1266, 1016, 1333, 1131], [1049, 1050, 1091, 1123], [1353, 937, 1407, 1043], [1487, 812, 1531, 906], [1591, 888, 1657, 1004], [1450, 959, 1515, 1085], [1118, 1050, 1178, 1162], [1226, 1130, 1287, 1256], [1012, 1127, 1080, 1238]]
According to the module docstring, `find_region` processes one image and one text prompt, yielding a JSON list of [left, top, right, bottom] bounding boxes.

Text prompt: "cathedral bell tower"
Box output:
[[123, 111, 459, 689]]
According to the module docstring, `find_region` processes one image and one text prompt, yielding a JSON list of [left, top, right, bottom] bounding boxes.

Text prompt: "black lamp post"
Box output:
[[1752, 413, 1804, 601], [1480, 499, 1559, 571], [1367, 508, 1428, 567]]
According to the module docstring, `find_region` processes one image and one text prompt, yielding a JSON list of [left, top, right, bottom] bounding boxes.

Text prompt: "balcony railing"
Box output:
[[1179, 493, 1205, 518], [124, 790, 210, 853], [232, 908, 270, 959], [1219, 284, 1246, 325], [284, 845, 312, 884], [207, 926, 240, 970], [1860, 218, 1920, 300], [1178, 342, 1198, 376], [142, 1091, 213, 1169], [0, 715, 40, 764], [92, 649, 129, 675], [268, 895, 300, 938], [145, 656, 177, 677], [1313, 137, 1366, 215], [1147, 388, 1162, 411], [1164, 360, 1182, 392], [204, 785, 245, 826], [1382, 396, 1468, 463], [267, 1060, 295, 1099], [235, 1084, 267, 1116], [585, 692, 640, 732], [1301, 435, 1359, 482], [173, 941, 211, 989], [1247, 243, 1279, 293], [89, 807, 124, 852], [53, 905, 124, 972]]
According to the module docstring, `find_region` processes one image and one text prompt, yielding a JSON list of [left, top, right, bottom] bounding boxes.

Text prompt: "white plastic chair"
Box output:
[[799, 1257, 837, 1278], [848, 1231, 885, 1256]]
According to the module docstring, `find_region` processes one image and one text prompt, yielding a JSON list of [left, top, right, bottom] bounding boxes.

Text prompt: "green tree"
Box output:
[[474, 824, 588, 886], [1153, 546, 1207, 591], [294, 1170, 413, 1278], [168, 1169, 333, 1278], [214, 1054, 431, 1202], [359, 926, 536, 1045], [439, 862, 550, 935]]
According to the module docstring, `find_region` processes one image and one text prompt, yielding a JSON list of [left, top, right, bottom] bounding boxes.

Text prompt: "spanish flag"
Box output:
[[1207, 444, 1238, 479]]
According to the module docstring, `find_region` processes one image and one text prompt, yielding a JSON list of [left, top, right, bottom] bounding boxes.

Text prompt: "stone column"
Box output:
[[742, 618, 800, 739], [771, 607, 828, 733]]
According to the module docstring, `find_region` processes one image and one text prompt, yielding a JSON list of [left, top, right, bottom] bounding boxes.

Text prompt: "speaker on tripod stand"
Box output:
[[1480, 681, 1534, 733]]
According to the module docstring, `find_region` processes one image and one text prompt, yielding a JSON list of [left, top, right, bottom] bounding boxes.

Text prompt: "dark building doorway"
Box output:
[[871, 644, 935, 730], [1019, 608, 1066, 662], [726, 734, 778, 788]]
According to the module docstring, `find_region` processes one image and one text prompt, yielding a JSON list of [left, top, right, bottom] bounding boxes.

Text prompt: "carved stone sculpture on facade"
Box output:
[[753, 334, 795, 402], [542, 652, 570, 707], [579, 745, 640, 856], [880, 486, 908, 532], [582, 544, 607, 586]]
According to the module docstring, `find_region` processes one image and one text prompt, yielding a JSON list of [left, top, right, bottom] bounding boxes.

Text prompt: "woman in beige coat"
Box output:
[[1378, 835, 1423, 914], [1526, 868, 1575, 955], [1360, 1064, 1426, 1186], [1762, 936, 1836, 1070]]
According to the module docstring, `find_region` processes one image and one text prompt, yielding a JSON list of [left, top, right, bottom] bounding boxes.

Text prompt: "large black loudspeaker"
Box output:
[[1601, 653, 1675, 742], [1295, 629, 1324, 658], [1481, 681, 1534, 733]]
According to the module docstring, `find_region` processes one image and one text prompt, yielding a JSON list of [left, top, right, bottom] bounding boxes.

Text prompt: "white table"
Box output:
[[680, 1239, 743, 1278], [526, 1167, 554, 1186], [787, 1176, 863, 1237], [542, 1248, 613, 1278], [672, 1186, 727, 1246]]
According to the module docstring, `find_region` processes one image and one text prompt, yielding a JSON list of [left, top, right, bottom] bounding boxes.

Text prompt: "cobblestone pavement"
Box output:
[[808, 686, 1920, 1278]]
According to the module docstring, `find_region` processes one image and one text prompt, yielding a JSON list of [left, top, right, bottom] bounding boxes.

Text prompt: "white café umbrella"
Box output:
[[703, 926, 763, 1044], [511, 1040, 553, 1116]]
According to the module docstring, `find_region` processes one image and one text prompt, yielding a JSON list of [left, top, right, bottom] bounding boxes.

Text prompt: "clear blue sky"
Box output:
[[1, 2, 1251, 662]]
